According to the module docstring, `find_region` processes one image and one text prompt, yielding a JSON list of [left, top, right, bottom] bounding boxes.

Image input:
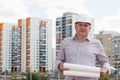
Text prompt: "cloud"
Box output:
[[26, 0, 86, 8], [95, 12, 120, 34], [25, 0, 92, 17], [0, 0, 30, 23]]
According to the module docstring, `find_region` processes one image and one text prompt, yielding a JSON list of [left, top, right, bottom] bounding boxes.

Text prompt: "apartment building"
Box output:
[[95, 31, 120, 72], [0, 23, 15, 72], [18, 17, 52, 72]]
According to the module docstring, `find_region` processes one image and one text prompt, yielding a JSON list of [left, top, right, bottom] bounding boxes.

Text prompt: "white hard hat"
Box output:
[[75, 14, 92, 25]]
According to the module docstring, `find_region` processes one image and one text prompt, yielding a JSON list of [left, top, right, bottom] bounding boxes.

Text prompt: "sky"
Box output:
[[0, 0, 120, 46]]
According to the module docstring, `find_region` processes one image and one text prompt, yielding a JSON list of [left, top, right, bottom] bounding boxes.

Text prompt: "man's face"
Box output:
[[75, 22, 91, 37]]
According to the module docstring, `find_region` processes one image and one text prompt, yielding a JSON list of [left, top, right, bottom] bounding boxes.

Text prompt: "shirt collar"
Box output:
[[72, 34, 91, 42]]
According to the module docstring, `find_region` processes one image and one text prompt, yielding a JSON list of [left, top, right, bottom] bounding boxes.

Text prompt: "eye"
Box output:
[[79, 24, 83, 26], [84, 25, 88, 27]]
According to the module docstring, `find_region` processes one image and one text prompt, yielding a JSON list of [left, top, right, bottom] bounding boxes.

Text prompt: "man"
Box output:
[[55, 14, 111, 80]]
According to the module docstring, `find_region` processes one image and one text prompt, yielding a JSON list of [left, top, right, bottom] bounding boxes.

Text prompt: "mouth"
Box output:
[[80, 31, 85, 33]]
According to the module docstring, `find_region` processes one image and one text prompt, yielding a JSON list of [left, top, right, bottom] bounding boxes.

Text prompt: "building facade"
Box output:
[[18, 18, 52, 72], [0, 23, 15, 72], [95, 31, 120, 73]]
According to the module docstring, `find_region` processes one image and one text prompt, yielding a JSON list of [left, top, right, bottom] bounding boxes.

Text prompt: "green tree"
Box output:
[[12, 72, 19, 80], [98, 75, 110, 80], [26, 71, 30, 80], [32, 73, 40, 80], [39, 73, 48, 80], [1, 70, 10, 75], [26, 72, 40, 80]]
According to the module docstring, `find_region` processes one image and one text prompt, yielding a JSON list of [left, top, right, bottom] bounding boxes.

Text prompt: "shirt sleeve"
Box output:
[[96, 40, 111, 74], [55, 41, 66, 70]]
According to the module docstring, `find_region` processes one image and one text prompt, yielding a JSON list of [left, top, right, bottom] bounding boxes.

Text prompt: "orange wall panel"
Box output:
[[18, 20, 22, 27], [26, 18, 30, 25], [0, 23, 3, 30]]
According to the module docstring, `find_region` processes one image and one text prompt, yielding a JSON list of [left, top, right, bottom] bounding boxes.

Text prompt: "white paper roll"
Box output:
[[63, 70, 100, 78], [64, 63, 100, 73]]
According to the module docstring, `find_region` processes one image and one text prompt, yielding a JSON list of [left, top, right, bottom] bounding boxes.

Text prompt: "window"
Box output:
[[56, 21, 61, 26], [56, 33, 62, 44], [56, 27, 61, 32], [66, 19, 72, 24]]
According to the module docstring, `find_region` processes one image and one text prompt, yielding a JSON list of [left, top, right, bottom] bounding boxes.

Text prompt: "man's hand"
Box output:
[[58, 63, 69, 72], [100, 68, 108, 78]]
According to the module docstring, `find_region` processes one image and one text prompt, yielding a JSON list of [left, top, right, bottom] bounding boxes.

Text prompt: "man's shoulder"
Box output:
[[60, 37, 74, 47], [63, 37, 73, 42], [90, 38, 101, 43]]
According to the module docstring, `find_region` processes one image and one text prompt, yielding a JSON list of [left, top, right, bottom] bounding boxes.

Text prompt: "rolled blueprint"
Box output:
[[63, 63, 100, 73], [63, 70, 100, 78]]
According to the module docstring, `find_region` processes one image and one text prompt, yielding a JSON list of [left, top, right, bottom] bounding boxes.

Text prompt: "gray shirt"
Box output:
[[56, 36, 110, 80]]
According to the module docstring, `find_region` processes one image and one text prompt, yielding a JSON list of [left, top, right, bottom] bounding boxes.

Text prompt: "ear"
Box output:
[[89, 26, 91, 30], [75, 24, 77, 30]]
